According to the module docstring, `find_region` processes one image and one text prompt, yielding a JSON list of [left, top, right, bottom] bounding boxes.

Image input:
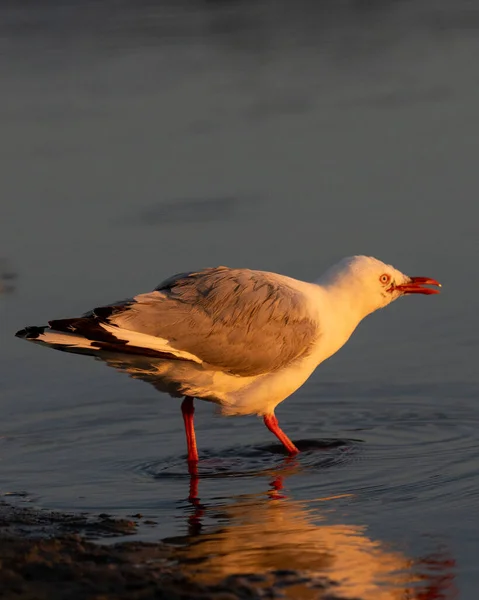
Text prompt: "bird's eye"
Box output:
[[379, 273, 391, 285]]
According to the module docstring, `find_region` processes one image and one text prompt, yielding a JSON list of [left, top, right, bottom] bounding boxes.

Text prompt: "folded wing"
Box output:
[[46, 267, 320, 377]]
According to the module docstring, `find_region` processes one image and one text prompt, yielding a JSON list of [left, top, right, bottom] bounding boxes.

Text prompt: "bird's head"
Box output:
[[319, 255, 441, 317]]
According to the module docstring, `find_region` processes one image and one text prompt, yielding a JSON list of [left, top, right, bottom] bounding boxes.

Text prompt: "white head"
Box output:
[[318, 255, 441, 318]]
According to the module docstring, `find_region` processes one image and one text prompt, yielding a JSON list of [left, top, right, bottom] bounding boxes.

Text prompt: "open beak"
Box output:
[[395, 276, 442, 295]]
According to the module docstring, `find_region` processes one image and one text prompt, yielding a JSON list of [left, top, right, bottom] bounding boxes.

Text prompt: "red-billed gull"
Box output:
[[15, 255, 441, 468]]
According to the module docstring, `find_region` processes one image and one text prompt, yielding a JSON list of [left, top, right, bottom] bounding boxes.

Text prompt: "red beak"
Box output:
[[395, 276, 442, 295]]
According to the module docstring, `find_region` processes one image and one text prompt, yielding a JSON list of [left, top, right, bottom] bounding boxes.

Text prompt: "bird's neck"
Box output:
[[311, 278, 375, 365], [316, 271, 377, 323]]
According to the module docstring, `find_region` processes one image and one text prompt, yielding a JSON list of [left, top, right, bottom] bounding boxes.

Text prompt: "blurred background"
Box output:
[[1, 1, 478, 598]]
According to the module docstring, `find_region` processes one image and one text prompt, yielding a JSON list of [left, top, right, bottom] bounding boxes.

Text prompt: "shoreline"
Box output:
[[0, 499, 345, 600]]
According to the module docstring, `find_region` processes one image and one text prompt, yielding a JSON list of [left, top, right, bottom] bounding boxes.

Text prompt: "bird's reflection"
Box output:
[[176, 464, 456, 600]]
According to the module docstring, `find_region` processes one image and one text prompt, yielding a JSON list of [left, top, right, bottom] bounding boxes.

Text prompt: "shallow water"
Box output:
[[1, 1, 479, 597]]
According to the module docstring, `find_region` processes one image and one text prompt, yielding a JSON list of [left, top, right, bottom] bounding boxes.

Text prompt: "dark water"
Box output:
[[1, 1, 478, 597]]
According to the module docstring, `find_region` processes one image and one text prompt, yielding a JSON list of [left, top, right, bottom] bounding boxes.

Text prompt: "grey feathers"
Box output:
[[109, 267, 319, 376]]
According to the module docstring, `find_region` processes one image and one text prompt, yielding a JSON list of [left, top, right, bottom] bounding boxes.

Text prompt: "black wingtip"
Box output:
[[15, 325, 47, 340]]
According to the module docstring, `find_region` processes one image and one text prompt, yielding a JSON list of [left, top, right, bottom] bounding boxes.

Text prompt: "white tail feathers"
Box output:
[[16, 322, 204, 364]]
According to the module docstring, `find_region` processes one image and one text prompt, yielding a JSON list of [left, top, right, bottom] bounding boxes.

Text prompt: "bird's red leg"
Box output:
[[263, 413, 299, 455], [181, 396, 199, 473]]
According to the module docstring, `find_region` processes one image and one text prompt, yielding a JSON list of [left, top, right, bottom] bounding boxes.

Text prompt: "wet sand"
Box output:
[[0, 500, 346, 600]]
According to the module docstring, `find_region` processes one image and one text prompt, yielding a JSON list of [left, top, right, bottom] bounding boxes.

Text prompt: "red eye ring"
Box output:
[[379, 273, 391, 284]]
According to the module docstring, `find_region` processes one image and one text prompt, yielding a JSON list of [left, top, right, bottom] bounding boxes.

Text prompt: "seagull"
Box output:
[[15, 256, 440, 469]]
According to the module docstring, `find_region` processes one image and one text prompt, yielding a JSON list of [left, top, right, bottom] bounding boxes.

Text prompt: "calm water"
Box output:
[[1, 1, 478, 597]]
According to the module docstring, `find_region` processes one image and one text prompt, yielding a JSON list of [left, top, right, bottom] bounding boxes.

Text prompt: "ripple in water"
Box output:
[[336, 412, 479, 515], [128, 438, 363, 482]]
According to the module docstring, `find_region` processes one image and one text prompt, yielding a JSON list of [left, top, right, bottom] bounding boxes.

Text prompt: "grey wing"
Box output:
[[106, 267, 319, 376]]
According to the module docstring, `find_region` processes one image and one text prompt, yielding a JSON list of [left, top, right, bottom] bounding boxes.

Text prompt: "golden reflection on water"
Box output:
[[174, 468, 456, 600]]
